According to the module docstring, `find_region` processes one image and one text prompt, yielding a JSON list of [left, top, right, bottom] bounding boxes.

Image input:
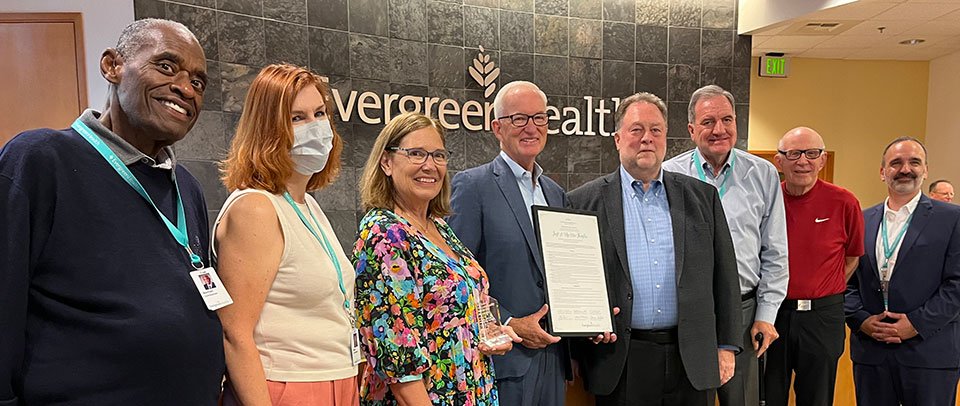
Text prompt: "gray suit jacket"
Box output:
[[567, 169, 741, 394], [447, 154, 568, 380]]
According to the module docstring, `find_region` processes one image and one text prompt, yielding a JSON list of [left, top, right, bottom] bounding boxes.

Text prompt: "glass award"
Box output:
[[478, 296, 512, 347]]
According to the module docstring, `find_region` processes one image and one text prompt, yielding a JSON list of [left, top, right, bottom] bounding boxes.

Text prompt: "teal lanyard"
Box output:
[[71, 119, 203, 268], [693, 150, 735, 199], [282, 192, 351, 316], [881, 211, 913, 268]]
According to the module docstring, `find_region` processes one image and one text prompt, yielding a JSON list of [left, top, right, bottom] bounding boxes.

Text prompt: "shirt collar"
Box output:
[[79, 109, 176, 169], [500, 150, 542, 183], [884, 190, 922, 217], [693, 147, 734, 176], [619, 165, 664, 197]]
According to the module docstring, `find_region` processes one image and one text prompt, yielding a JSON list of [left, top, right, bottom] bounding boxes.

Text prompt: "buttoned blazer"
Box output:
[[566, 169, 741, 394], [447, 154, 568, 379], [845, 194, 960, 368]]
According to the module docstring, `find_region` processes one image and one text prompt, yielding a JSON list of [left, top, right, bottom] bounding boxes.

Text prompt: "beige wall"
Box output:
[[925, 49, 960, 188], [748, 57, 929, 206]]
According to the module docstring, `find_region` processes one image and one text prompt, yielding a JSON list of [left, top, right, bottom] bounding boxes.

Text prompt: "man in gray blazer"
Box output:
[[448, 81, 569, 405], [568, 92, 742, 405]]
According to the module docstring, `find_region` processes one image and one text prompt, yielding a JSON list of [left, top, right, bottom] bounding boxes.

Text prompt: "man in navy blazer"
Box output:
[[448, 81, 569, 406], [845, 136, 960, 405]]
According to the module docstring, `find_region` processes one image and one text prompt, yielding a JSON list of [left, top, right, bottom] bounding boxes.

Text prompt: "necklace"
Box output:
[[397, 208, 432, 233]]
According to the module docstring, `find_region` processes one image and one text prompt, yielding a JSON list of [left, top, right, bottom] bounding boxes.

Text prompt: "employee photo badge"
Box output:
[[189, 268, 234, 311]]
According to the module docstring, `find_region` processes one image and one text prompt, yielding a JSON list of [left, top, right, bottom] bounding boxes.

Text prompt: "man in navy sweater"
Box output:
[[0, 19, 224, 405]]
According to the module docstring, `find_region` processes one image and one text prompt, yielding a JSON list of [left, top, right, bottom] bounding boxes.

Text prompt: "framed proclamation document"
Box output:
[[532, 205, 614, 337]]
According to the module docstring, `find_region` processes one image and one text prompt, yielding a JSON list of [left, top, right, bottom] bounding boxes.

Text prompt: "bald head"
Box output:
[[775, 126, 827, 196], [778, 126, 825, 151]]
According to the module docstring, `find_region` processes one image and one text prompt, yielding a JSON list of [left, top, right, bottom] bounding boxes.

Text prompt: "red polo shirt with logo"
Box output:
[[782, 180, 865, 299]]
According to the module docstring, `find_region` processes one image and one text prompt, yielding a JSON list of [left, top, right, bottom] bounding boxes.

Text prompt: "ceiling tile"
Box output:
[[872, 2, 960, 20], [813, 35, 885, 48], [797, 48, 863, 58], [841, 20, 915, 36], [760, 35, 830, 49], [806, 2, 901, 20]]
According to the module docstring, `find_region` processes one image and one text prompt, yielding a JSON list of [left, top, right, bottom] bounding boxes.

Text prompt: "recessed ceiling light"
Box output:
[[899, 39, 925, 45]]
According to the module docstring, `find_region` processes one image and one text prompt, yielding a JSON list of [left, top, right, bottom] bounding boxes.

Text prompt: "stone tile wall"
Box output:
[[134, 0, 752, 250]]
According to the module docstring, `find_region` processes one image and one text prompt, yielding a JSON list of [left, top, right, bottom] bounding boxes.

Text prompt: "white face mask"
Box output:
[[291, 119, 334, 175]]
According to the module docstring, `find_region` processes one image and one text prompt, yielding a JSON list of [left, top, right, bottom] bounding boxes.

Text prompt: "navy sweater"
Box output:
[[0, 126, 224, 405]]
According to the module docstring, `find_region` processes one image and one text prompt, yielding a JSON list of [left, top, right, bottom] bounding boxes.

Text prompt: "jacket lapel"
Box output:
[[894, 195, 933, 272], [864, 205, 881, 279], [493, 155, 545, 275], [600, 171, 631, 284], [663, 172, 686, 283]]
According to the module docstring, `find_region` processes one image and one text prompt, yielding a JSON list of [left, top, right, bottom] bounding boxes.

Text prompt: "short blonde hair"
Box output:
[[359, 112, 451, 217]]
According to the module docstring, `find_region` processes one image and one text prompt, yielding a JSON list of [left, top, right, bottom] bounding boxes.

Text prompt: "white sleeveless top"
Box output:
[[214, 189, 356, 382]]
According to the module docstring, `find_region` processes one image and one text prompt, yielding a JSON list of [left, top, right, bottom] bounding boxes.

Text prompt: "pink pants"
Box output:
[[222, 376, 360, 406]]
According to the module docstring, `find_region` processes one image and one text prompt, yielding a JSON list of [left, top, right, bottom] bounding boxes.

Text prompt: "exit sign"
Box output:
[[759, 55, 789, 78]]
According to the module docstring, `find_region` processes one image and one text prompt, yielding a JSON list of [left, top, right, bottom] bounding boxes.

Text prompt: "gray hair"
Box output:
[[688, 85, 736, 123], [116, 18, 194, 57], [930, 179, 952, 192], [881, 136, 927, 166], [614, 92, 667, 131], [493, 81, 548, 117]]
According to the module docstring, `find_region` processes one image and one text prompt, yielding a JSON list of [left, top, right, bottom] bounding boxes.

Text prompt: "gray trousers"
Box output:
[[718, 296, 759, 406], [495, 344, 566, 406]]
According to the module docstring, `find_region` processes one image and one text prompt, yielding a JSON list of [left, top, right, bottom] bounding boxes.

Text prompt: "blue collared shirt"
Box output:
[[620, 166, 678, 329], [663, 148, 789, 324], [500, 150, 548, 223]]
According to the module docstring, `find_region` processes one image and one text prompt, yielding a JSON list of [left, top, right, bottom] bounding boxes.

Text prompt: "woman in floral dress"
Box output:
[[353, 112, 520, 405]]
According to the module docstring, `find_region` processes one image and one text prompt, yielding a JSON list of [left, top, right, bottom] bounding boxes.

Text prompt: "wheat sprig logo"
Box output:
[[468, 45, 500, 99]]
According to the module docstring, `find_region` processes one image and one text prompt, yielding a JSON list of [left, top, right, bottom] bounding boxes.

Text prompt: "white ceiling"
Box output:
[[750, 0, 960, 60]]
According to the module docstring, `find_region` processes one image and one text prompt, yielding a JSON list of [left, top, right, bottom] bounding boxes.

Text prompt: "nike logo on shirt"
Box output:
[[815, 218, 830, 223]]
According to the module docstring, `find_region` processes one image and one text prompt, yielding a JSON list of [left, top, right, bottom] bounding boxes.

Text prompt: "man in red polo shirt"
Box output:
[[764, 127, 864, 406]]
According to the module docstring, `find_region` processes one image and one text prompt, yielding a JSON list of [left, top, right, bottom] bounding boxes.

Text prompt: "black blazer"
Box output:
[[567, 169, 741, 394]]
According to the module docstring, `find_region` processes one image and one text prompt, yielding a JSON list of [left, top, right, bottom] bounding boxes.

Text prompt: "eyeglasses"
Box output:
[[778, 148, 824, 161], [497, 113, 549, 127], [386, 147, 450, 165]]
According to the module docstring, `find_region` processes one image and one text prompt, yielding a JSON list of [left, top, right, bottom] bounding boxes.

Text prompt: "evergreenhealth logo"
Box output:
[[328, 46, 623, 136]]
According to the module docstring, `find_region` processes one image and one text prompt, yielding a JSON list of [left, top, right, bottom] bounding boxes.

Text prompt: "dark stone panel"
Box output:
[[501, 0, 533, 12], [428, 1, 464, 46], [668, 27, 700, 66], [349, 123, 382, 168], [349, 0, 389, 36], [735, 133, 748, 150], [166, 0, 217, 7], [599, 134, 618, 173], [264, 0, 307, 24], [202, 60, 223, 112], [568, 135, 602, 173], [308, 0, 347, 30], [539, 130, 568, 173], [701, 66, 732, 93], [500, 52, 534, 84], [635, 0, 668, 26], [181, 160, 229, 210], [736, 104, 749, 142], [501, 11, 534, 52], [444, 129, 468, 171], [391, 39, 429, 85], [326, 75, 353, 119], [667, 101, 690, 138], [569, 58, 601, 97], [220, 62, 259, 113], [670, 0, 701, 28], [322, 209, 359, 253], [218, 0, 261, 16], [666, 137, 695, 160], [224, 112, 242, 141], [218, 12, 265, 67], [544, 173, 569, 191], [464, 48, 501, 92], [389, 0, 428, 41], [177, 111, 227, 160], [667, 64, 699, 103], [350, 34, 392, 82], [603, 22, 635, 61], [734, 35, 753, 68], [731, 66, 750, 104], [465, 0, 498, 6], [314, 166, 357, 211], [536, 15, 569, 56], [166, 3, 219, 60], [463, 132, 501, 169], [603, 0, 634, 23], [702, 29, 733, 67], [635, 62, 667, 100], [536, 0, 567, 16], [429, 45, 465, 88], [570, 0, 601, 19], [569, 173, 602, 191], [636, 25, 667, 63], [134, 0, 164, 19], [703, 0, 736, 30], [265, 20, 308, 68], [569, 18, 601, 59], [534, 55, 569, 95], [602, 60, 634, 98], [464, 6, 499, 49]]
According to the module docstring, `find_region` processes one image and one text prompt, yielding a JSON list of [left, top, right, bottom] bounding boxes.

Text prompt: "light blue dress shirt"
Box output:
[[500, 150, 548, 223], [663, 148, 789, 324], [620, 166, 678, 329]]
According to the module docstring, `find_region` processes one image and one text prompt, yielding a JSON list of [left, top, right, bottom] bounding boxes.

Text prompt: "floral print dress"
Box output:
[[353, 208, 498, 406]]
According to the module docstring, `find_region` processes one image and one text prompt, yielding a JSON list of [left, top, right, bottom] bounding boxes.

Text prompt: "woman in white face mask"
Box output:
[[215, 64, 358, 406]]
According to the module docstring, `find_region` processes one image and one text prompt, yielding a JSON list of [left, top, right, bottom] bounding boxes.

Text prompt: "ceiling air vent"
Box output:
[[803, 22, 843, 33]]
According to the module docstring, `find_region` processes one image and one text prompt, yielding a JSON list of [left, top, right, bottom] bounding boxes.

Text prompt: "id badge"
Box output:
[[189, 267, 234, 310], [350, 328, 363, 366]]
